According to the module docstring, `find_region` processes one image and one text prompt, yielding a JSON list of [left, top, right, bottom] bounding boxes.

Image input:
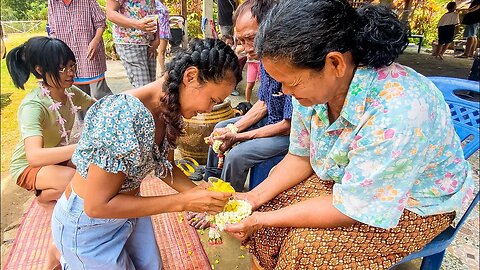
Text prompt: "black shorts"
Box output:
[[438, 25, 455, 45]]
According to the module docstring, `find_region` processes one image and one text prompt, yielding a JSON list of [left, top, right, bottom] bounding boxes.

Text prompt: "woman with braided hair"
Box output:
[[51, 38, 242, 269]]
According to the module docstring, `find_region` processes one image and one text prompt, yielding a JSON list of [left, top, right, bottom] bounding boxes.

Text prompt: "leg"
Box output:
[[115, 43, 152, 87], [147, 51, 157, 82], [221, 135, 290, 191], [35, 165, 75, 205], [439, 43, 450, 57], [245, 82, 255, 103], [125, 216, 162, 270], [89, 78, 113, 99], [468, 37, 478, 57], [157, 39, 168, 76]]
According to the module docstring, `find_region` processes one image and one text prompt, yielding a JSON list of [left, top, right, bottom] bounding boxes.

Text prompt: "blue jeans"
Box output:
[[204, 117, 290, 191], [51, 188, 162, 270]]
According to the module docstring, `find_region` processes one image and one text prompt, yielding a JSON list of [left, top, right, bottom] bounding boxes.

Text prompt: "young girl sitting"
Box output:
[[6, 36, 95, 270]]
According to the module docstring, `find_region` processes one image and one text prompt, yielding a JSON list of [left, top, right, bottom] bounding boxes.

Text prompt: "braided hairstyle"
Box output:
[[160, 38, 242, 147]]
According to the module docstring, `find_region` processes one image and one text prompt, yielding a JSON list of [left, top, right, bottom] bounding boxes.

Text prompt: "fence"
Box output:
[[1, 20, 47, 34]]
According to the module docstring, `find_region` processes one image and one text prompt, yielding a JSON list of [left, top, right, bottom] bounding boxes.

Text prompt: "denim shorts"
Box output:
[[51, 187, 162, 270], [464, 23, 479, 38]]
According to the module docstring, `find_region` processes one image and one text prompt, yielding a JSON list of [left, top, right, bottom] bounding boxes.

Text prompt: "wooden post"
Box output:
[[181, 0, 187, 18], [202, 0, 215, 38]]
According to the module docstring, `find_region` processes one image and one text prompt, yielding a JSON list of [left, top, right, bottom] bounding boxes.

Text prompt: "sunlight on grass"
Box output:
[[1, 32, 47, 173]]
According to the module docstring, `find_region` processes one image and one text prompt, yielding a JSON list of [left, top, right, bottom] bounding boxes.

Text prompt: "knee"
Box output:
[[224, 147, 244, 167]]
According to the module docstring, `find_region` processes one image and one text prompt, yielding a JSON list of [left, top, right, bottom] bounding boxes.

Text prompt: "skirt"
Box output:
[[244, 175, 455, 270]]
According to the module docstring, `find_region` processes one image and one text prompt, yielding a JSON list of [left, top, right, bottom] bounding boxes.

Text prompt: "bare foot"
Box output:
[[186, 212, 210, 229]]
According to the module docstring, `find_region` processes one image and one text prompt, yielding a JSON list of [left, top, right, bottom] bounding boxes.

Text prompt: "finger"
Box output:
[[210, 191, 232, 200]]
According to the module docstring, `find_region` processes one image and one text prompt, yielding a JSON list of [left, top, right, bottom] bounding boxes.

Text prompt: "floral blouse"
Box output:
[[289, 63, 475, 229], [112, 0, 156, 45], [72, 94, 173, 192]]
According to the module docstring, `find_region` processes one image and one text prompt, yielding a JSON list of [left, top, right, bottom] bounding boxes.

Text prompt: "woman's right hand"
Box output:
[[136, 17, 157, 33], [180, 182, 232, 215], [206, 127, 230, 145]]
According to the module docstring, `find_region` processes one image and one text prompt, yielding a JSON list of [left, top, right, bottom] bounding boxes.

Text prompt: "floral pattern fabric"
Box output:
[[112, 0, 156, 45], [72, 94, 173, 192], [289, 63, 475, 229]]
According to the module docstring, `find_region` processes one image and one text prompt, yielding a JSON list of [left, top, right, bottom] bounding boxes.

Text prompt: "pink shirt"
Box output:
[[48, 0, 107, 79]]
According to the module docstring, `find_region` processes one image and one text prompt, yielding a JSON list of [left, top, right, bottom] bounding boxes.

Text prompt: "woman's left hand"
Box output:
[[224, 212, 263, 241], [148, 39, 160, 59]]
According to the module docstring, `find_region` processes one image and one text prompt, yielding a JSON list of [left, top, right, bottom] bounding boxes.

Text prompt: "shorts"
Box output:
[[464, 23, 479, 38], [16, 160, 70, 196], [438, 25, 455, 45], [247, 61, 260, 83]]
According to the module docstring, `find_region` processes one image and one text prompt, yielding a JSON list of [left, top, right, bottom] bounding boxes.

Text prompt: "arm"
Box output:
[[82, 164, 231, 219], [24, 136, 76, 167], [236, 119, 290, 141], [87, 27, 105, 60], [105, 0, 156, 32], [47, 2, 56, 37], [232, 100, 267, 132]]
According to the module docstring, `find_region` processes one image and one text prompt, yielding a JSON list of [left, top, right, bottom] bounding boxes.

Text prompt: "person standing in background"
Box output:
[[457, 0, 480, 58], [106, 0, 159, 87], [432, 2, 459, 60], [217, 0, 238, 38], [155, 0, 171, 77], [48, 0, 113, 100]]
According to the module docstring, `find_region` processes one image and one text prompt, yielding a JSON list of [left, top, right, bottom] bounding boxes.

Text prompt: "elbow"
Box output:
[[26, 154, 42, 168], [105, 9, 114, 21], [84, 202, 107, 218]]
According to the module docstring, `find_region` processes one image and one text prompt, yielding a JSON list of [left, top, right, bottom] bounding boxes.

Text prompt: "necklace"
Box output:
[[38, 82, 81, 145]]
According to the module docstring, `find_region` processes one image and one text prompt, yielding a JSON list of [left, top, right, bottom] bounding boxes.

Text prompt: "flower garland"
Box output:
[[206, 178, 252, 245], [39, 82, 81, 145], [206, 123, 239, 169]]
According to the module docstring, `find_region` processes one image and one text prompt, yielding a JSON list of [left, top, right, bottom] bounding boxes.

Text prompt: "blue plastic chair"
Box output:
[[392, 77, 479, 269], [249, 154, 285, 190]]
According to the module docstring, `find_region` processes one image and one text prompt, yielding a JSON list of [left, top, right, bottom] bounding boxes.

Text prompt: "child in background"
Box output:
[[155, 0, 172, 76], [244, 56, 260, 103], [433, 2, 459, 59]]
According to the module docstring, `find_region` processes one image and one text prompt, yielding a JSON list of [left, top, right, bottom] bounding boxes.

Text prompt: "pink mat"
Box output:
[[3, 177, 211, 270]]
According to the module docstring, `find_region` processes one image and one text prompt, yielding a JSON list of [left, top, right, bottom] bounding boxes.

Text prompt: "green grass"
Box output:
[[1, 32, 46, 173]]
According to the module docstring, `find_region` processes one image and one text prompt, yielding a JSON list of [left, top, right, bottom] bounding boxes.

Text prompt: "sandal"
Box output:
[[175, 158, 205, 181]]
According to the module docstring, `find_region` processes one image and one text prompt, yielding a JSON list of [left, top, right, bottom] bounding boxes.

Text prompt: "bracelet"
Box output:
[[226, 123, 238, 134]]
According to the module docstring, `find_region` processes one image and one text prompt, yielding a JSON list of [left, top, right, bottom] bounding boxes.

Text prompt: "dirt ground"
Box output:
[[1, 46, 477, 268]]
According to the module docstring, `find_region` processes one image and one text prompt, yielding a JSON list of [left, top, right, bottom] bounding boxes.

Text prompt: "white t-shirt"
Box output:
[[438, 12, 460, 27]]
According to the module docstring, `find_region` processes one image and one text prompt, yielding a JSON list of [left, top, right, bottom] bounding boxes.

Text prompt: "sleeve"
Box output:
[[91, 0, 107, 30], [283, 94, 293, 120], [47, 0, 56, 37], [71, 86, 94, 111], [332, 102, 431, 229], [257, 63, 269, 102], [73, 96, 146, 177], [288, 99, 310, 157], [18, 102, 45, 140]]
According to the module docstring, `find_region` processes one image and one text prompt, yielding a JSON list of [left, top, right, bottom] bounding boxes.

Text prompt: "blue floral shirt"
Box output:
[[289, 63, 475, 229], [258, 62, 293, 124], [72, 94, 173, 192]]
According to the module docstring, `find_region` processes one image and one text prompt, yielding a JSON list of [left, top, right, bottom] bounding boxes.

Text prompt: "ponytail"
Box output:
[[353, 4, 408, 68], [6, 45, 30, 89]]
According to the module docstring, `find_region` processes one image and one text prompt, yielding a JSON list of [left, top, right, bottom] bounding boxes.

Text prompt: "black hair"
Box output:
[[161, 38, 242, 146], [6, 36, 76, 89], [255, 0, 408, 69], [233, 0, 278, 25], [446, 2, 456, 12]]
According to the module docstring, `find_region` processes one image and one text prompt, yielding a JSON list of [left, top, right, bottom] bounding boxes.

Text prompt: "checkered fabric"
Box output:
[[115, 43, 157, 87]]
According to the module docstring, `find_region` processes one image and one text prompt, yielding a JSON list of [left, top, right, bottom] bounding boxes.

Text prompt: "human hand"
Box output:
[[206, 127, 230, 146], [213, 131, 238, 152], [234, 192, 261, 211], [181, 182, 232, 215], [224, 212, 263, 241], [137, 17, 157, 33], [148, 39, 160, 59], [87, 38, 100, 60]]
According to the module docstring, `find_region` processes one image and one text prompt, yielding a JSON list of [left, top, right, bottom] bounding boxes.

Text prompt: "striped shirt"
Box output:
[[48, 0, 107, 79]]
